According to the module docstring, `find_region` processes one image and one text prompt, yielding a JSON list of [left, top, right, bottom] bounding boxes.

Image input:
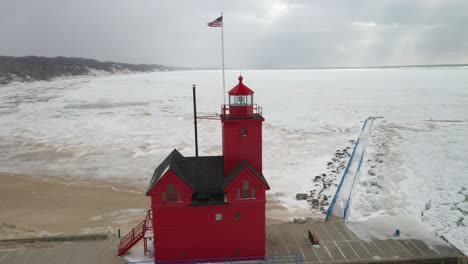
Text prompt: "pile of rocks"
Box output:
[[303, 140, 355, 214]]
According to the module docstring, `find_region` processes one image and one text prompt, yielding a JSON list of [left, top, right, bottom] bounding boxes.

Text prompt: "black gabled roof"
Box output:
[[170, 156, 225, 196], [222, 161, 270, 190], [147, 149, 270, 205], [146, 149, 184, 195], [146, 150, 225, 200]]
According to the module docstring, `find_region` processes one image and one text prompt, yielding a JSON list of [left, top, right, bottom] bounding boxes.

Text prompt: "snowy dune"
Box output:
[[0, 68, 467, 253]]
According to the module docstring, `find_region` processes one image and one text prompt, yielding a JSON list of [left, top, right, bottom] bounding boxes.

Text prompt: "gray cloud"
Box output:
[[1, 0, 467, 68]]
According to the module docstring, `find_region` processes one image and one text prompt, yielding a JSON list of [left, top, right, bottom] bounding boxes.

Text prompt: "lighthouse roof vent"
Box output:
[[228, 75, 254, 95]]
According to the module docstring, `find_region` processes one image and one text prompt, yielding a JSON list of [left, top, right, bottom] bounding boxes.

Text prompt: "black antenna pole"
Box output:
[[192, 84, 199, 157]]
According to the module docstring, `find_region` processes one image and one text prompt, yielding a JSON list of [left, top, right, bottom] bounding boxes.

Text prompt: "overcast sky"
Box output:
[[1, 0, 467, 68]]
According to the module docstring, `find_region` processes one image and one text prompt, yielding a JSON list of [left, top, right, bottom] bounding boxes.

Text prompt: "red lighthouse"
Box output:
[[118, 76, 269, 262], [221, 76, 264, 177]]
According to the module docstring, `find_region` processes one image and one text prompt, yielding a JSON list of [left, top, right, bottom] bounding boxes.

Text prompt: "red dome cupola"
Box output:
[[225, 75, 255, 118]]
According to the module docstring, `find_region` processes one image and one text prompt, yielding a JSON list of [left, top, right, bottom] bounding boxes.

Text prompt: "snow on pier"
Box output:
[[326, 117, 379, 220]]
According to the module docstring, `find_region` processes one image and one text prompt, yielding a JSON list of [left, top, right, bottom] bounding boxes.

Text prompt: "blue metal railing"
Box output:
[[325, 116, 379, 221], [343, 148, 366, 220], [127, 253, 302, 264]]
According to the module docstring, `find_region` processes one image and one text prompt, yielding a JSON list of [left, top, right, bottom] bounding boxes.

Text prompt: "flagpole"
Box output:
[[221, 12, 226, 105]]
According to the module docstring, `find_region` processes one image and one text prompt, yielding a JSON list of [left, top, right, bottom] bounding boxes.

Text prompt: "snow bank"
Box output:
[[347, 215, 450, 249], [328, 117, 378, 219], [348, 119, 468, 254], [348, 120, 407, 220]]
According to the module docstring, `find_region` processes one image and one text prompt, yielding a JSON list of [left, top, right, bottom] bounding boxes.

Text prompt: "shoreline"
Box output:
[[0, 174, 149, 240], [0, 174, 310, 240]]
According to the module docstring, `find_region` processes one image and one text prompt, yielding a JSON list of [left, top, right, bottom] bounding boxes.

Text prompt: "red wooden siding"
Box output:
[[222, 117, 264, 177], [151, 201, 266, 260]]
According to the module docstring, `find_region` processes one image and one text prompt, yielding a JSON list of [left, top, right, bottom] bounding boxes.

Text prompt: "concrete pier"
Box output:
[[0, 236, 124, 264], [0, 221, 464, 263], [0, 234, 108, 243], [267, 220, 463, 263]]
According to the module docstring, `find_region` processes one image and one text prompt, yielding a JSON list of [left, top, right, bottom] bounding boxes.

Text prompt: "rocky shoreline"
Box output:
[[295, 140, 356, 216]]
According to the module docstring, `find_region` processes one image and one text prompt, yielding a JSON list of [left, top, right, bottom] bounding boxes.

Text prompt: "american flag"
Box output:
[[207, 16, 223, 27]]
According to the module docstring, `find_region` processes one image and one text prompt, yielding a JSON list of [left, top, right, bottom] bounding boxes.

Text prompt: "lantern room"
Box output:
[[226, 76, 254, 118]]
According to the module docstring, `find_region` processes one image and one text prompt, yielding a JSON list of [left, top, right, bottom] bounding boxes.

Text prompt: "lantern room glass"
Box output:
[[229, 95, 253, 106]]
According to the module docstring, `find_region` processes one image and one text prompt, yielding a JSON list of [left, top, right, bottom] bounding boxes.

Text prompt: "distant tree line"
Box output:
[[0, 56, 178, 84]]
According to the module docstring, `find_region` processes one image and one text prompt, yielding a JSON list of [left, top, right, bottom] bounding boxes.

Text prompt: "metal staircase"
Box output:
[[118, 209, 153, 256]]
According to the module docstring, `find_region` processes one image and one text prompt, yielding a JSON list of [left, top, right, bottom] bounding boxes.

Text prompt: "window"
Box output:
[[243, 181, 249, 198], [240, 128, 247, 136], [235, 95, 246, 105], [166, 184, 181, 203], [236, 181, 257, 200], [229, 95, 236, 105], [216, 213, 223, 221], [162, 192, 166, 203], [234, 212, 241, 220], [246, 95, 253, 105], [229, 95, 253, 106], [168, 183, 175, 202]]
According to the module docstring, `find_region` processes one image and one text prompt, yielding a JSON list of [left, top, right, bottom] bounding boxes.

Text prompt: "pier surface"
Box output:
[[267, 220, 463, 263], [0, 221, 463, 264], [0, 237, 124, 264]]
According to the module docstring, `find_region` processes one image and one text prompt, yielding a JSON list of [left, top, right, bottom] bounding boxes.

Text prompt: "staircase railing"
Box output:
[[118, 209, 152, 256]]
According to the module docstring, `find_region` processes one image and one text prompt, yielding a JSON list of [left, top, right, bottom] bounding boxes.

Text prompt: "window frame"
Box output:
[[215, 213, 223, 221], [236, 180, 257, 200], [240, 128, 247, 136], [229, 95, 253, 106], [234, 212, 241, 220], [166, 183, 182, 203]]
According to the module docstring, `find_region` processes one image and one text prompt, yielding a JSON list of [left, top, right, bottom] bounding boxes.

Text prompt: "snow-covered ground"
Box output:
[[0, 68, 467, 253], [330, 116, 379, 219], [348, 119, 468, 254]]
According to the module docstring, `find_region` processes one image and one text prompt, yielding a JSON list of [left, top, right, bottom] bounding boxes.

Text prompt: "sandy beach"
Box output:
[[0, 174, 299, 241], [0, 172, 311, 263], [0, 174, 149, 239]]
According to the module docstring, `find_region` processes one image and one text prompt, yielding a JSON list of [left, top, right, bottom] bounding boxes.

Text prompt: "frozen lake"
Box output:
[[0, 68, 467, 253]]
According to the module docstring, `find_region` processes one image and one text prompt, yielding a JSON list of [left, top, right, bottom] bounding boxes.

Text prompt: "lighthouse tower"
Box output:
[[221, 76, 264, 176], [122, 75, 270, 261]]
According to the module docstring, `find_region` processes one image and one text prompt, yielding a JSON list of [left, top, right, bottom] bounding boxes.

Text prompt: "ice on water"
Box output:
[[0, 68, 467, 253]]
